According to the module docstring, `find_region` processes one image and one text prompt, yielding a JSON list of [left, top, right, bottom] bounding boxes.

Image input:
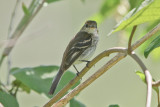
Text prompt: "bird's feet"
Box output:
[[80, 60, 91, 68], [73, 65, 80, 76]]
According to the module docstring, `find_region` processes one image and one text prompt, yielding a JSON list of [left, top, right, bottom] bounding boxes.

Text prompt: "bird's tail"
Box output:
[[48, 69, 63, 95]]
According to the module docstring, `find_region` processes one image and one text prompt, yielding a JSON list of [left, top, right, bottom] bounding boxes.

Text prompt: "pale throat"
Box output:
[[82, 28, 98, 34]]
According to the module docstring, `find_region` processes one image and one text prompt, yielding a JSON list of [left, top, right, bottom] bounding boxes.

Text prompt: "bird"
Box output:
[[49, 20, 99, 95]]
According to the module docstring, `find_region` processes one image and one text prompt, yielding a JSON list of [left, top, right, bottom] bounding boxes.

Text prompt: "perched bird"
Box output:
[[49, 20, 99, 95]]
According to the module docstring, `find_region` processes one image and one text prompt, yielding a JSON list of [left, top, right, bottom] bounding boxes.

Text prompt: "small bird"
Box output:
[[49, 20, 99, 95]]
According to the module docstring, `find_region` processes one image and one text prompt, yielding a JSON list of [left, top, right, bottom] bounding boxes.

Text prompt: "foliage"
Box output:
[[109, 104, 119, 107], [109, 0, 160, 34], [46, 0, 60, 4], [144, 34, 160, 58], [0, 91, 19, 107], [136, 71, 159, 94], [11, 79, 31, 94], [11, 65, 80, 98]]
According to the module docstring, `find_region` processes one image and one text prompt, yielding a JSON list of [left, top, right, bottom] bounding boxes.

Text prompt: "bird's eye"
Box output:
[[85, 24, 89, 28]]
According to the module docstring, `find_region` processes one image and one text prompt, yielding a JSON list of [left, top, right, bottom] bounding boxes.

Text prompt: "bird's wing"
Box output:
[[61, 31, 92, 70]]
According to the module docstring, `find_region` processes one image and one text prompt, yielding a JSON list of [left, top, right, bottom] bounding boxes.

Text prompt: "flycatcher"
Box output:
[[49, 20, 99, 95]]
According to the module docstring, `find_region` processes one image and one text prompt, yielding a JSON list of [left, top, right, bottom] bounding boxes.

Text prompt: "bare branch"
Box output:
[[8, 0, 20, 38], [52, 53, 126, 107], [128, 25, 137, 54], [0, 80, 9, 93], [152, 80, 160, 87], [132, 23, 160, 50], [43, 47, 127, 107], [0, 0, 47, 67], [130, 52, 152, 107], [6, 0, 20, 85], [45, 23, 160, 107]]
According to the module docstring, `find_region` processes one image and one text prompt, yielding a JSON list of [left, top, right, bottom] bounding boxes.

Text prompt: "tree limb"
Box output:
[[52, 53, 126, 107], [44, 23, 160, 107], [130, 52, 152, 107], [0, 0, 47, 68], [43, 48, 127, 107]]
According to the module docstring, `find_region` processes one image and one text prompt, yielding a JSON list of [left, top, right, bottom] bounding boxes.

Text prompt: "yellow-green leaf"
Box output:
[[144, 34, 160, 58], [109, 0, 160, 35], [22, 3, 30, 15], [135, 71, 159, 94]]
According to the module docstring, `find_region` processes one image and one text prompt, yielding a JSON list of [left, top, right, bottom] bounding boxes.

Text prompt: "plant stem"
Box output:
[[128, 25, 137, 54], [130, 52, 152, 107], [0, 0, 46, 68], [6, 0, 20, 85]]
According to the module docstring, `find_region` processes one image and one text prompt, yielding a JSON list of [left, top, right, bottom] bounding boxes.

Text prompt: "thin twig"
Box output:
[[13, 85, 19, 97], [0, 81, 9, 92], [152, 80, 160, 87], [157, 90, 160, 106], [0, 0, 47, 68], [132, 23, 160, 50], [6, 0, 20, 85], [128, 25, 137, 54], [0, 56, 5, 68], [43, 48, 127, 107], [8, 0, 20, 38], [130, 52, 152, 107], [6, 55, 12, 85]]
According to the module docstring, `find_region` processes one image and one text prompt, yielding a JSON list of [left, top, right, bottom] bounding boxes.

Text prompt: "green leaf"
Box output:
[[0, 91, 19, 107], [135, 71, 159, 94], [109, 0, 160, 35], [46, 0, 60, 4], [12, 79, 31, 93], [22, 3, 30, 15], [136, 71, 146, 82], [90, 0, 120, 24], [11, 65, 80, 98], [144, 34, 160, 58], [150, 47, 160, 60], [70, 98, 86, 107], [129, 0, 144, 10], [109, 104, 119, 107]]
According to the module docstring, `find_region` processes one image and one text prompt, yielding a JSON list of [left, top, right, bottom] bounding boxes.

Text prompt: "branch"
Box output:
[[8, 0, 20, 38], [128, 25, 137, 54], [52, 53, 126, 107], [130, 52, 152, 107], [0, 0, 47, 68], [43, 47, 127, 107], [152, 80, 160, 87], [6, 0, 20, 85], [44, 23, 160, 107], [152, 80, 160, 104], [132, 23, 160, 50], [0, 81, 9, 93]]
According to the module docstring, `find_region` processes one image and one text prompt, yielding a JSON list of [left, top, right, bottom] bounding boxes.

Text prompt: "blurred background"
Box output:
[[0, 0, 160, 107]]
